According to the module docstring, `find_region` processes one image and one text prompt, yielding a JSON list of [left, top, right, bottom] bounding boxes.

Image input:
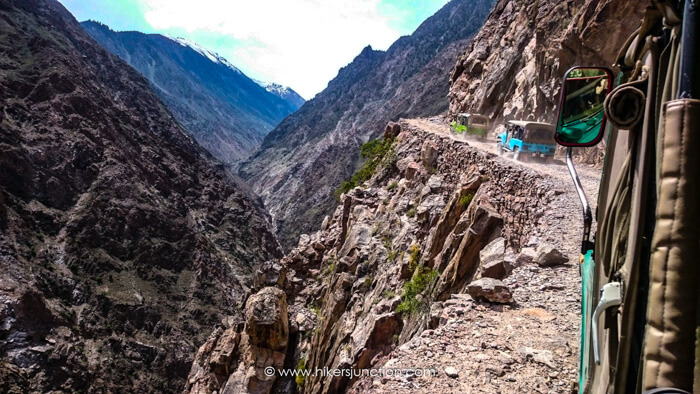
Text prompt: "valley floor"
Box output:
[[350, 117, 601, 393]]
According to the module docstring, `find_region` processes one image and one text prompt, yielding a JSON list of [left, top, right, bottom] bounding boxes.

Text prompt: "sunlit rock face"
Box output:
[[448, 0, 645, 165]]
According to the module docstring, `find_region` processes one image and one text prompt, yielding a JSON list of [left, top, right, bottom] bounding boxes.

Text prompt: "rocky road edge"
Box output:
[[185, 118, 600, 393]]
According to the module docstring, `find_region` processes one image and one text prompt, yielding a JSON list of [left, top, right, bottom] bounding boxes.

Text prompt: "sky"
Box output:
[[57, 0, 450, 99]]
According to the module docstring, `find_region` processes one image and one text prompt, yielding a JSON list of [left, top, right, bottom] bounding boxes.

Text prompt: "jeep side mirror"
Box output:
[[555, 67, 613, 147]]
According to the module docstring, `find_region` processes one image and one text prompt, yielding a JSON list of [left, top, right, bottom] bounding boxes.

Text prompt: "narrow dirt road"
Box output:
[[351, 117, 603, 393]]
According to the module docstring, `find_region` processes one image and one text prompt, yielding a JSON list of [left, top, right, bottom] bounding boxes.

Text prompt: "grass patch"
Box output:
[[335, 137, 395, 199], [396, 265, 438, 315], [387, 181, 398, 191], [383, 236, 399, 262], [323, 256, 337, 277], [382, 290, 396, 299], [406, 206, 416, 218]]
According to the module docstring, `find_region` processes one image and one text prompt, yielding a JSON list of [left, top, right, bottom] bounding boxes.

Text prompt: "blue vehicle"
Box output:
[[497, 120, 556, 163]]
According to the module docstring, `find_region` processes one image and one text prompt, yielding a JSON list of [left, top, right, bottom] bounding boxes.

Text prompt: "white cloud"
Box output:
[[141, 0, 401, 98]]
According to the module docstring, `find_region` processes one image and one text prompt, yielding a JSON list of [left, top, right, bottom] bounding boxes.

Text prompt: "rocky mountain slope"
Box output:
[[448, 0, 645, 163], [240, 0, 496, 249], [188, 119, 601, 393], [0, 0, 281, 392], [82, 21, 304, 165]]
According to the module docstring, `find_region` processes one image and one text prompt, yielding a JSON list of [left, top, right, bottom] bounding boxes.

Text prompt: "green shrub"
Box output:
[[408, 244, 420, 273], [396, 265, 438, 315], [387, 181, 398, 191], [309, 302, 320, 315], [382, 290, 396, 299], [296, 357, 307, 388], [459, 192, 475, 208], [335, 137, 395, 199]]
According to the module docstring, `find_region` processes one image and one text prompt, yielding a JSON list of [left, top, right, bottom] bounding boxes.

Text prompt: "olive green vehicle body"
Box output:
[[556, 2, 700, 393]]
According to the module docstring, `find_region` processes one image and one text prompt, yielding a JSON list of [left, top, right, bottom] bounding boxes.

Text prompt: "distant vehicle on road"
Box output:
[[497, 120, 556, 163], [451, 113, 489, 139]]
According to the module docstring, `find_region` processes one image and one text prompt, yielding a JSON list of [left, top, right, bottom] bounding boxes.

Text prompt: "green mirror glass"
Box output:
[[555, 67, 613, 147]]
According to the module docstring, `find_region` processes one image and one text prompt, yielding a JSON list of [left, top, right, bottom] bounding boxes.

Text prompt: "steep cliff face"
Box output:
[[190, 120, 585, 393], [82, 21, 303, 165], [0, 0, 281, 392], [449, 0, 645, 127], [240, 0, 496, 249]]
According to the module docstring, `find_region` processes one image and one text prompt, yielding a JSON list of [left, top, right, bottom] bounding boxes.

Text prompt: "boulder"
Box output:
[[481, 259, 508, 279], [467, 278, 512, 304], [420, 140, 439, 169], [444, 366, 459, 378], [245, 287, 289, 351], [480, 237, 505, 266], [384, 122, 402, 140], [515, 247, 537, 266], [535, 243, 568, 267]]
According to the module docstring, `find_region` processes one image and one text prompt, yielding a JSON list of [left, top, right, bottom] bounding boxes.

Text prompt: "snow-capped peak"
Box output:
[[172, 37, 241, 74], [253, 79, 293, 95]]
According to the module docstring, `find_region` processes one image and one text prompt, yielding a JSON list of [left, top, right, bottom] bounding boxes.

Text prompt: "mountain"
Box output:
[[0, 0, 282, 392], [240, 0, 496, 249], [255, 79, 306, 110], [81, 21, 304, 165]]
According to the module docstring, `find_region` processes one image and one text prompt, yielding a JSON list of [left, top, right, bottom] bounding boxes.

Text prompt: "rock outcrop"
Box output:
[[0, 1, 281, 392], [208, 119, 569, 393], [186, 288, 289, 394], [240, 0, 496, 249]]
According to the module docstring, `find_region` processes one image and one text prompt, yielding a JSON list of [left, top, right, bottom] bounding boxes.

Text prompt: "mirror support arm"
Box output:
[[679, 0, 699, 99], [566, 147, 594, 254]]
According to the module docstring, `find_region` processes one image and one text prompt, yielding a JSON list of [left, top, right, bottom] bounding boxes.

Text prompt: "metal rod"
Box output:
[[566, 147, 594, 253], [679, 0, 699, 99]]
